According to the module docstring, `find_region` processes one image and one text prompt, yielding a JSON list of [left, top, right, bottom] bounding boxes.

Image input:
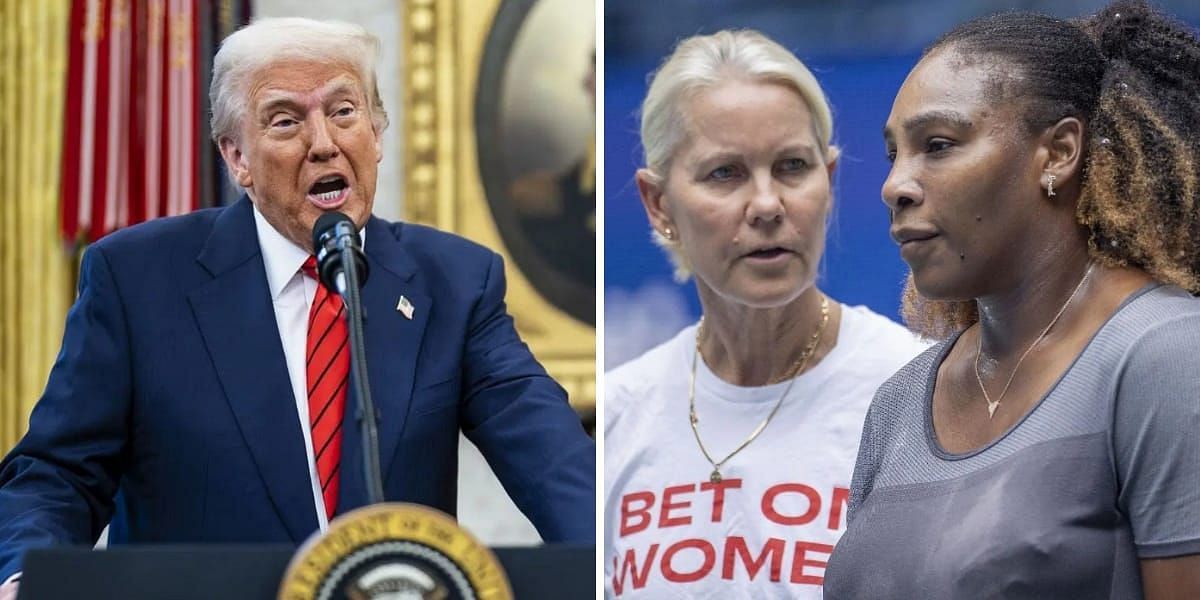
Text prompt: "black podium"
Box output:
[[17, 544, 594, 599]]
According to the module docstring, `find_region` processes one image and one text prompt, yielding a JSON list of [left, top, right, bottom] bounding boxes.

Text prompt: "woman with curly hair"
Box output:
[[825, 2, 1200, 598]]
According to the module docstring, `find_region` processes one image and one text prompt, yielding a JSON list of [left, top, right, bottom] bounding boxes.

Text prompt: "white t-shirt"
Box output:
[[604, 303, 929, 599]]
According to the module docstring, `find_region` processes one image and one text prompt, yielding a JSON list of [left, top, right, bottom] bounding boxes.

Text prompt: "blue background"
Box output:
[[602, 0, 1200, 367]]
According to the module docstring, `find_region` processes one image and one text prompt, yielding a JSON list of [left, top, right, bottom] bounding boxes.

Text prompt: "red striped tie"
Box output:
[[301, 256, 346, 520]]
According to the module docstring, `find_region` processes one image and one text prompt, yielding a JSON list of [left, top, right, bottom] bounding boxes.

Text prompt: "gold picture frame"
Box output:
[[402, 0, 595, 415]]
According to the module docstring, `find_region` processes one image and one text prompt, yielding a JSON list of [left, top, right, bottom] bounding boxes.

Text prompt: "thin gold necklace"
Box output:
[[689, 295, 830, 483], [973, 262, 1094, 418]]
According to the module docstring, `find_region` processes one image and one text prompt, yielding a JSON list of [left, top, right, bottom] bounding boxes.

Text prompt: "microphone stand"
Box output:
[[332, 235, 385, 506]]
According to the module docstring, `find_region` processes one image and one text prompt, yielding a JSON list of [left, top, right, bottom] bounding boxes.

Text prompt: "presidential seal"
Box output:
[[278, 503, 513, 600]]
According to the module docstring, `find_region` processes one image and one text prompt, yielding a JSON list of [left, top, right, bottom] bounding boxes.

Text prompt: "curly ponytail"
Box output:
[[1077, 1, 1200, 292]]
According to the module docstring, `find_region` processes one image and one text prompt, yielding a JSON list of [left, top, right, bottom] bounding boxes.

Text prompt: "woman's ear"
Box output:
[[636, 168, 673, 235], [825, 145, 840, 181], [1039, 116, 1084, 196]]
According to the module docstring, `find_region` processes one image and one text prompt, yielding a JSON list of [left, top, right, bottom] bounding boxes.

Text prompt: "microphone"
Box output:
[[311, 211, 385, 506], [313, 211, 369, 294]]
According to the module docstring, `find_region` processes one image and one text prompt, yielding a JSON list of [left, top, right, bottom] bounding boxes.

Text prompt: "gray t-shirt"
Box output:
[[824, 285, 1200, 599]]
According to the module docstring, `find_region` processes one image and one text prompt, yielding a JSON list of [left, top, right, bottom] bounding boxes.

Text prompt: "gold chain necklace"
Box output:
[[973, 263, 1094, 418], [689, 295, 830, 483]]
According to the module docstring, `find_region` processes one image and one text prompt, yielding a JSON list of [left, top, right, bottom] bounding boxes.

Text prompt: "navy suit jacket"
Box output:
[[0, 198, 595, 580]]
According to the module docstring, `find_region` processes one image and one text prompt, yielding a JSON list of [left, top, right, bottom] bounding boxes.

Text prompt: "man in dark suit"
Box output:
[[0, 17, 594, 594]]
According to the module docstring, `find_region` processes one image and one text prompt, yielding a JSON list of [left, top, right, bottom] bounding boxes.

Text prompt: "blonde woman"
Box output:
[[604, 30, 927, 598]]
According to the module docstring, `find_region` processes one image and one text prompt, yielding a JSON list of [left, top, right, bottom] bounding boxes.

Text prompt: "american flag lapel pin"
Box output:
[[396, 295, 415, 320]]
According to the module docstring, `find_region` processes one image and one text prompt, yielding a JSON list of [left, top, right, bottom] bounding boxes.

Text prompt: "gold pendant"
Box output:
[[987, 400, 999, 418], [710, 469, 722, 483]]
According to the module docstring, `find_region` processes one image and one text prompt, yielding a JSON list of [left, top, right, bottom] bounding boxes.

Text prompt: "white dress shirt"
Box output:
[[252, 205, 364, 532]]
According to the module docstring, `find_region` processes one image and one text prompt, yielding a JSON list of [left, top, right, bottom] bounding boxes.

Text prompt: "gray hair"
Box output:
[[209, 17, 389, 144], [640, 30, 837, 280]]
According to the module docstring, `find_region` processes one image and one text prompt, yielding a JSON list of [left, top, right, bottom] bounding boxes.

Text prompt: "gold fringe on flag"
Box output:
[[0, 0, 73, 453]]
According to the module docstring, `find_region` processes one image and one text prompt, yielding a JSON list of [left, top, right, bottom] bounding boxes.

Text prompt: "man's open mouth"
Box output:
[[308, 175, 349, 207]]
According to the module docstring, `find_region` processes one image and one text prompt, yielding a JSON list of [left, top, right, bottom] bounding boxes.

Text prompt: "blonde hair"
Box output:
[[639, 29, 837, 280], [209, 17, 389, 145]]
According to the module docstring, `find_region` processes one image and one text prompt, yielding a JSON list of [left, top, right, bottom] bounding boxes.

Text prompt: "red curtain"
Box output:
[[60, 0, 251, 244]]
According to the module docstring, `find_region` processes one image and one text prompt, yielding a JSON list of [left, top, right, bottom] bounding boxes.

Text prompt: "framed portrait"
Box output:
[[402, 0, 596, 416]]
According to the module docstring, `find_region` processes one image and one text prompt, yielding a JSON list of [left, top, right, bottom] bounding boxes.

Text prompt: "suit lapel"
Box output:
[[337, 217, 430, 513], [187, 198, 318, 541]]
